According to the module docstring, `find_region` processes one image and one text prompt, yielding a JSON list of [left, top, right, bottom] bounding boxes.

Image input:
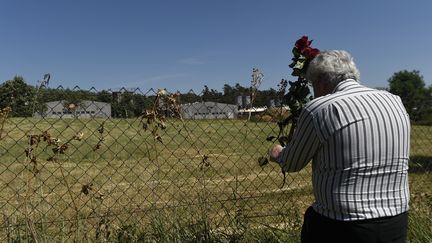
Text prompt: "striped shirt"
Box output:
[[277, 79, 410, 221]]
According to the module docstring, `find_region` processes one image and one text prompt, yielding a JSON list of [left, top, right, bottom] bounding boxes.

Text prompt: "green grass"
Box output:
[[0, 117, 431, 242]]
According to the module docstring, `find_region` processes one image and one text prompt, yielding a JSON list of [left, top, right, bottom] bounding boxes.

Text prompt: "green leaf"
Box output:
[[292, 47, 300, 57]]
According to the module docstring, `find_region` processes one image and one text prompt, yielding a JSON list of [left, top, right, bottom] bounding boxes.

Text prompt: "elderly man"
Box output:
[[269, 50, 410, 243]]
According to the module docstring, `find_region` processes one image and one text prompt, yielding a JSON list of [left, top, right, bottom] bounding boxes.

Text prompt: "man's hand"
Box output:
[[269, 144, 283, 162]]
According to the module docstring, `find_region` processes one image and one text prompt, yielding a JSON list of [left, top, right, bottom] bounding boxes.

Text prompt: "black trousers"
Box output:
[[301, 207, 408, 243]]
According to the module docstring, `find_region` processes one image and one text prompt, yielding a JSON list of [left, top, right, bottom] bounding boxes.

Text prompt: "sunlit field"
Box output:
[[0, 118, 430, 242]]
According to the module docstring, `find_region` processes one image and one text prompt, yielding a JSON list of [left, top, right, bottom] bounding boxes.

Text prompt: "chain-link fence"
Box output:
[[0, 87, 431, 242]]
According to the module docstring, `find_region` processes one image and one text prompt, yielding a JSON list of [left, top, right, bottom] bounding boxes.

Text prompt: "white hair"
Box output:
[[305, 50, 360, 86]]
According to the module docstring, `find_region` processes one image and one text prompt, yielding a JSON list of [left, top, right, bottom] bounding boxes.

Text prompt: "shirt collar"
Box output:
[[332, 79, 360, 93]]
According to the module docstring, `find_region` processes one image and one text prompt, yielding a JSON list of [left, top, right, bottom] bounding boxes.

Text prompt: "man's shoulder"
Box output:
[[303, 92, 346, 115], [304, 86, 397, 115], [304, 95, 333, 113]]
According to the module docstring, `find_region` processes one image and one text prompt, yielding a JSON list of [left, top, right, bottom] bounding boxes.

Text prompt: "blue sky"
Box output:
[[1, 0, 431, 93]]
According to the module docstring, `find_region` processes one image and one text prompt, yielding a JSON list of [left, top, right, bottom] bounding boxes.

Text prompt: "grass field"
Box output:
[[0, 117, 431, 242]]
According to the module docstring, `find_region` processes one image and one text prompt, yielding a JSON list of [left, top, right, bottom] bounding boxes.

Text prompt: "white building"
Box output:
[[181, 102, 238, 119], [36, 100, 111, 118]]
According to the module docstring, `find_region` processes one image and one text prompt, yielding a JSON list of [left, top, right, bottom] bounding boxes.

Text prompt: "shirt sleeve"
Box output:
[[277, 108, 321, 172]]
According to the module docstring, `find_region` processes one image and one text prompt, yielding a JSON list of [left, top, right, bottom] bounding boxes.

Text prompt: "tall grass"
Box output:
[[0, 118, 430, 242]]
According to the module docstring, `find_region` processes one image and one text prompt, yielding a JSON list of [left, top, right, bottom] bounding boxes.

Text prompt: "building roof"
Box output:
[[181, 101, 237, 108], [45, 100, 110, 106]]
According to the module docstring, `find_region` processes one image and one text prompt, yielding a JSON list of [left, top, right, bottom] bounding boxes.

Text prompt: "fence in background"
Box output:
[[0, 87, 431, 242]]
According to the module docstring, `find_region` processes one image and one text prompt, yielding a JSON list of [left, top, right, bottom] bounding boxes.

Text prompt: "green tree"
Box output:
[[179, 90, 200, 104], [0, 76, 36, 117], [201, 85, 223, 102], [254, 88, 278, 107], [111, 91, 136, 118], [388, 70, 432, 122], [96, 90, 113, 103]]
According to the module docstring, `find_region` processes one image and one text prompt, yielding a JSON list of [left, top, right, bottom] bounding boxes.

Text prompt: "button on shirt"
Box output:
[[277, 79, 410, 221]]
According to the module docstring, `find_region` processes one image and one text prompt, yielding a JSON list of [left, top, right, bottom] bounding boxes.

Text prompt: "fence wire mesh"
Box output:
[[0, 87, 431, 242]]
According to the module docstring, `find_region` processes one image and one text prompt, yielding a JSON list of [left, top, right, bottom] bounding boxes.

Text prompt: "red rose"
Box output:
[[295, 36, 312, 51], [301, 47, 320, 59]]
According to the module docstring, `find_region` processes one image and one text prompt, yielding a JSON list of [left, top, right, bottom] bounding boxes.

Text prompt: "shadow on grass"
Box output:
[[409, 156, 432, 174]]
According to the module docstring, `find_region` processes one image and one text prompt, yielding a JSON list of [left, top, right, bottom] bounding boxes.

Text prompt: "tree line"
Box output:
[[388, 70, 432, 123], [0, 76, 279, 118], [1, 70, 431, 123]]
